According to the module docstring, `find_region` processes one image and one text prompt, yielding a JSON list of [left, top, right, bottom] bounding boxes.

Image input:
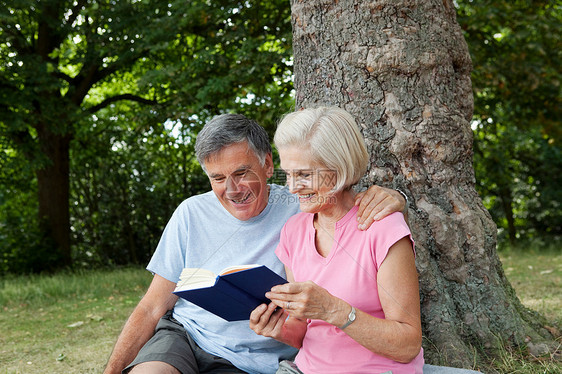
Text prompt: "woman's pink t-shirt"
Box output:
[[275, 207, 424, 374]]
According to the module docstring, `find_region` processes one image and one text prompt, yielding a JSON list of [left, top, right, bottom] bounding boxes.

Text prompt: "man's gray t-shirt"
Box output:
[[147, 184, 300, 374]]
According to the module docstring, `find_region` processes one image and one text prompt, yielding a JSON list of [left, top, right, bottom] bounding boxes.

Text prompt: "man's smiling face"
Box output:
[[204, 141, 273, 221]]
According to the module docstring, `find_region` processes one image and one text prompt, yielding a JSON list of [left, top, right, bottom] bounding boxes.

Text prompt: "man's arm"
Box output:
[[103, 274, 178, 374], [355, 186, 407, 230]]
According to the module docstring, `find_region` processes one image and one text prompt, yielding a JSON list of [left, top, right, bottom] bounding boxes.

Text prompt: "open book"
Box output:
[[173, 264, 287, 321]]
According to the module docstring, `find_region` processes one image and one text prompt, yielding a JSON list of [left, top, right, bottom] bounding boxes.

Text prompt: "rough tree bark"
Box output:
[[290, 0, 555, 367]]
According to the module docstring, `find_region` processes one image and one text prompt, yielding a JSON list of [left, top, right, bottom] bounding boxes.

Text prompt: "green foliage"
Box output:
[[141, 0, 295, 133], [473, 123, 562, 245], [2, 0, 558, 273], [1, 0, 198, 269], [0, 138, 60, 273], [70, 102, 210, 267], [457, 0, 562, 246], [0, 187, 61, 274], [0, 0, 294, 272]]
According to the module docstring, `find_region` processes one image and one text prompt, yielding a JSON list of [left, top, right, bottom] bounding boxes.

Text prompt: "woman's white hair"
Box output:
[[274, 106, 369, 192]]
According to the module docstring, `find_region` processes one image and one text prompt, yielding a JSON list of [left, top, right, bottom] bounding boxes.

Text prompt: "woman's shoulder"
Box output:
[[285, 211, 313, 229], [364, 211, 410, 236], [373, 211, 407, 226]]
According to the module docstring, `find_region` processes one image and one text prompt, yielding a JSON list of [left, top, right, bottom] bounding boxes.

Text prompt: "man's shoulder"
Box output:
[[268, 184, 296, 203], [180, 190, 216, 206], [269, 183, 292, 196], [268, 184, 300, 214], [169, 191, 220, 219]]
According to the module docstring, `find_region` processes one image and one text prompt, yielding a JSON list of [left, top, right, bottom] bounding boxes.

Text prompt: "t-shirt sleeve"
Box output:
[[372, 212, 414, 270], [146, 201, 189, 283], [275, 222, 292, 268]]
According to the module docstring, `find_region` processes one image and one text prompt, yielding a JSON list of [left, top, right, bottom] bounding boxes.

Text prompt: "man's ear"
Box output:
[[265, 153, 274, 178]]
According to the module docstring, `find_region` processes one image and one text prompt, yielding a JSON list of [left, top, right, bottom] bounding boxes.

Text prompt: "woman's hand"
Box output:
[[266, 281, 348, 326]]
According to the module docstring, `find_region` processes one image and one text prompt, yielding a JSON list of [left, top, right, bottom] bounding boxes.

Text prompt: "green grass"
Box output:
[[490, 248, 562, 373], [0, 251, 560, 373], [499, 247, 562, 328], [0, 267, 152, 374]]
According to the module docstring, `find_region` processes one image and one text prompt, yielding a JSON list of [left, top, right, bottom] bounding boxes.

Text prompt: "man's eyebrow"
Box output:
[[233, 165, 251, 173], [208, 165, 251, 179]]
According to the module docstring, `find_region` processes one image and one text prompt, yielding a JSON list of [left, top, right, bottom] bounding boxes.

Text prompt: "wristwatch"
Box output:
[[340, 306, 356, 329], [395, 188, 409, 205]]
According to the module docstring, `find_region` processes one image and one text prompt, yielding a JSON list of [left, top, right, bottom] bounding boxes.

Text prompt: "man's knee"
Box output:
[[128, 361, 181, 374]]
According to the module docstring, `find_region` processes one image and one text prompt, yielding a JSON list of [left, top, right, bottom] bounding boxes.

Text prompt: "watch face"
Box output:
[[349, 307, 356, 321], [341, 306, 356, 329]]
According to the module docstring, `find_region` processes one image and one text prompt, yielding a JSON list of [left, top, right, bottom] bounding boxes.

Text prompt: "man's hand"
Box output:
[[355, 186, 407, 230], [250, 302, 288, 340], [249, 301, 307, 349]]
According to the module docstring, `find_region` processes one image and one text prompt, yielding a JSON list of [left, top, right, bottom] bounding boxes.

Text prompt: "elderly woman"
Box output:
[[250, 107, 424, 373]]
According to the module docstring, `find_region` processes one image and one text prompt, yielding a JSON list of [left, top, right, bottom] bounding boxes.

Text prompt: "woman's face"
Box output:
[[279, 146, 338, 214]]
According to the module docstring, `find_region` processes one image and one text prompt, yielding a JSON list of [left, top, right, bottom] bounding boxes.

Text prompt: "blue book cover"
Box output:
[[173, 265, 287, 321]]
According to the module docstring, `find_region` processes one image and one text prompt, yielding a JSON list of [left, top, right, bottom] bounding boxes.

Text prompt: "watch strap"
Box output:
[[340, 306, 356, 330], [396, 188, 409, 204]]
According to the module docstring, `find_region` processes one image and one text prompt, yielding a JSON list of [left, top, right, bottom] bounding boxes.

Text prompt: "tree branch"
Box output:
[[71, 47, 151, 105], [87, 94, 157, 113], [71, 62, 101, 105], [51, 71, 73, 83]]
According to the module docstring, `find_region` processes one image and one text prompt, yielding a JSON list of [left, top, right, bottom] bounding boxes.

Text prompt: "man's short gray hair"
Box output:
[[195, 113, 272, 170]]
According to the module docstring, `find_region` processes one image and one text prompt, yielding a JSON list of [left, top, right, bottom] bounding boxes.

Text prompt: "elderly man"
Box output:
[[104, 113, 405, 374]]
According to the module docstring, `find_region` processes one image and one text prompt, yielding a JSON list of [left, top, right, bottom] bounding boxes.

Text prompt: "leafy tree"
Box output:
[[1, 0, 172, 268], [457, 0, 562, 245], [0, 0, 293, 271], [69, 103, 208, 267], [2, 0, 557, 278]]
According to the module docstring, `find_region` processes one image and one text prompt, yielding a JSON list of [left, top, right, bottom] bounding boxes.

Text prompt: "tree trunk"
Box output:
[[290, 0, 554, 367], [36, 124, 72, 267]]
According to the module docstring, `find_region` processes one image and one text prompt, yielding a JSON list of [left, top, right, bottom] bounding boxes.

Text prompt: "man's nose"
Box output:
[[226, 175, 240, 192]]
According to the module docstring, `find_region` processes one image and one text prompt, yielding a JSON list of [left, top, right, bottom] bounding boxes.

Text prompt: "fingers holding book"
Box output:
[[265, 280, 340, 322], [249, 301, 308, 349], [249, 302, 288, 340]]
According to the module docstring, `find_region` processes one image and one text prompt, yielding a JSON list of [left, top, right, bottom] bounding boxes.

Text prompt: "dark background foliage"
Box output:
[[0, 0, 559, 274], [456, 0, 561, 246]]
